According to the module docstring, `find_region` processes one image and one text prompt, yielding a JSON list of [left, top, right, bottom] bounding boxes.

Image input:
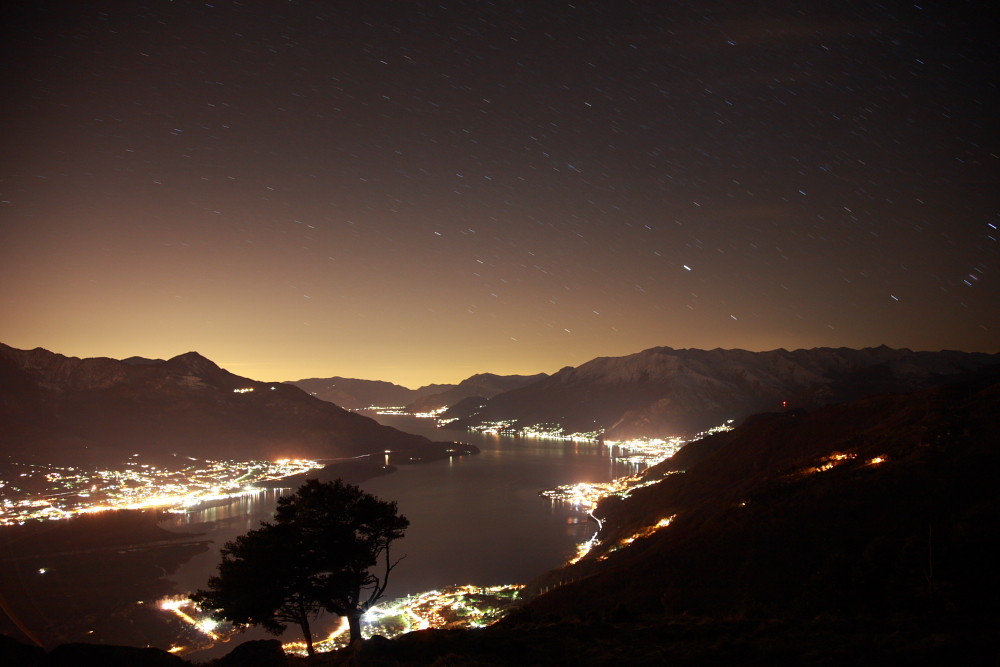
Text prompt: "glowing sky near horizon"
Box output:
[[1, 1, 997, 387]]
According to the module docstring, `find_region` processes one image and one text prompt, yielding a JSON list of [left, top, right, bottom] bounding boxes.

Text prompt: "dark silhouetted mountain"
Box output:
[[0, 344, 437, 465], [438, 395, 489, 422], [120, 356, 164, 366], [286, 372, 548, 415], [517, 368, 1000, 625], [406, 372, 548, 413], [452, 346, 1000, 437], [287, 376, 426, 409]]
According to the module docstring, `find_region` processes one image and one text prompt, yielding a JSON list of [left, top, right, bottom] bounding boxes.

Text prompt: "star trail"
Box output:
[[1, 1, 996, 386]]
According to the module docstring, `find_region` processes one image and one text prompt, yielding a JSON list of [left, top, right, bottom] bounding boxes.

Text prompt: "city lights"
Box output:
[[598, 514, 678, 561], [796, 451, 857, 476], [0, 457, 325, 525], [544, 422, 734, 564], [156, 584, 523, 657]]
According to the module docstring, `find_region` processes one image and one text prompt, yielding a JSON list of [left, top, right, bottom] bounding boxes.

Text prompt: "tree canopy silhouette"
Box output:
[[192, 479, 408, 654]]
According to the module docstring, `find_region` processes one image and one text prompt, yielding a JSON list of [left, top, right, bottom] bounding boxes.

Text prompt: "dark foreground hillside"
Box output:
[[4, 371, 999, 665], [333, 369, 1000, 664]]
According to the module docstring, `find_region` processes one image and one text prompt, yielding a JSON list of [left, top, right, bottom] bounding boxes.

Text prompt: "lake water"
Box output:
[[151, 414, 642, 657], [0, 415, 644, 658], [165, 414, 640, 599]]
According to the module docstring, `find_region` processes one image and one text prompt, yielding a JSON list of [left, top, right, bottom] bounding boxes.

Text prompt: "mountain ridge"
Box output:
[[447, 345, 1000, 437], [0, 344, 442, 466], [286, 371, 548, 413]]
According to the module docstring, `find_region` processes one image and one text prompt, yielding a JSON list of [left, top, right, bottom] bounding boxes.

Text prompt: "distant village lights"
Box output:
[[0, 457, 325, 525], [543, 421, 735, 565]]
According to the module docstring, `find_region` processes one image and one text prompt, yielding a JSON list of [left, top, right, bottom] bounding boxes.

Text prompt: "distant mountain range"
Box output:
[[286, 376, 437, 410], [5, 342, 997, 466], [0, 344, 445, 466], [286, 372, 547, 412], [442, 346, 1000, 438]]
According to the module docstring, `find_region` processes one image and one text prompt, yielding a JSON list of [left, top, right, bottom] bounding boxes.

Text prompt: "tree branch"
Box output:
[[363, 543, 406, 609]]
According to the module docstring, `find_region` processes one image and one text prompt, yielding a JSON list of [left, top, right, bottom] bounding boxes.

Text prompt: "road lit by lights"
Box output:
[[544, 422, 734, 564], [160, 596, 220, 641], [0, 457, 325, 525], [795, 451, 856, 476], [281, 617, 351, 656], [597, 514, 677, 561], [793, 451, 889, 477]]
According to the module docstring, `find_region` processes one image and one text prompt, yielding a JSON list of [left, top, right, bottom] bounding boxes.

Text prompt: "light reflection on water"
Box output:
[[338, 413, 641, 597], [168, 488, 291, 529], [163, 414, 642, 601]]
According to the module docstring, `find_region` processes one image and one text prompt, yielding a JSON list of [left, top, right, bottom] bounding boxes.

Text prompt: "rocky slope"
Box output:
[[448, 346, 1000, 437], [519, 367, 1000, 623], [0, 344, 435, 465]]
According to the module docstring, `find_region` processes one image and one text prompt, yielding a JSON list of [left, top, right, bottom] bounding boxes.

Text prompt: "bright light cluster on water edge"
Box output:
[[0, 457, 325, 525], [157, 584, 524, 656], [465, 420, 604, 441], [542, 422, 734, 564]]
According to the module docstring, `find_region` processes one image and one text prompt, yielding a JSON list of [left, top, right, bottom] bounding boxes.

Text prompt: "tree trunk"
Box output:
[[348, 610, 362, 643], [300, 604, 315, 656]]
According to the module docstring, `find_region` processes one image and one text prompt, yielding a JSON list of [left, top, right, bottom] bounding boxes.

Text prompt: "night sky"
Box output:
[[2, 1, 996, 387]]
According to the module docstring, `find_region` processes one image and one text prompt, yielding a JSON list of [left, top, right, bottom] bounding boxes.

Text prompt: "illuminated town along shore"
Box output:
[[541, 422, 734, 564], [161, 426, 735, 656], [0, 457, 325, 525], [158, 584, 524, 656], [461, 420, 604, 442]]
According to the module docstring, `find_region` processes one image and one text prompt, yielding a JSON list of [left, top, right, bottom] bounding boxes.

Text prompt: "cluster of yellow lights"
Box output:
[[160, 596, 221, 641], [156, 585, 523, 657], [280, 617, 351, 656], [549, 422, 734, 565], [359, 585, 524, 636], [0, 457, 325, 525], [468, 420, 517, 435], [604, 435, 687, 465], [598, 515, 677, 561], [548, 474, 671, 565], [797, 451, 857, 476], [153, 596, 240, 656], [542, 480, 625, 512], [464, 419, 603, 441], [796, 451, 889, 477], [413, 406, 449, 419]]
